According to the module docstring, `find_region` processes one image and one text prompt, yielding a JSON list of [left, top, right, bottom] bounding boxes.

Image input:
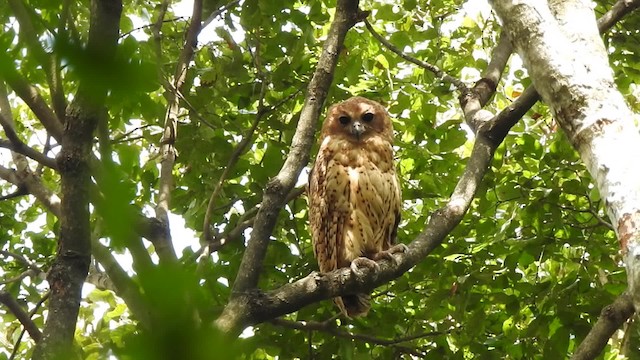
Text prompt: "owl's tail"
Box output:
[[335, 293, 370, 318]]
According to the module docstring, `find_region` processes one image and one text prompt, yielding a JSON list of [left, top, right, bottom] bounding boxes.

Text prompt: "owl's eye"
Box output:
[[362, 112, 374, 122], [338, 116, 350, 125]]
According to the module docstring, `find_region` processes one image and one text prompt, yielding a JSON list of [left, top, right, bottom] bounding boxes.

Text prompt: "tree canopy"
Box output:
[[1, 0, 640, 359]]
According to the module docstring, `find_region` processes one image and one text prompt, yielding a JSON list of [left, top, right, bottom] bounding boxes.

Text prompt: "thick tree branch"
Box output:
[[153, 0, 203, 265], [461, 33, 513, 132], [490, 1, 640, 358], [0, 291, 42, 342], [364, 19, 468, 93], [571, 293, 635, 360], [32, 0, 123, 358], [463, 0, 631, 133], [597, 0, 640, 31], [92, 238, 151, 327], [226, 0, 369, 307]]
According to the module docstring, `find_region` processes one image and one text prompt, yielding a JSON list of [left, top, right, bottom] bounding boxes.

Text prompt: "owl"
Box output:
[[308, 96, 404, 318]]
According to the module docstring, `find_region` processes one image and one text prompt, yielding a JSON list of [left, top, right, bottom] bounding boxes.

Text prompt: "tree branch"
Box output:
[[0, 163, 61, 216], [364, 19, 468, 93], [153, 0, 204, 265], [0, 64, 63, 141], [0, 112, 58, 169], [571, 293, 635, 360], [460, 32, 513, 132], [201, 0, 240, 29], [92, 237, 151, 327], [9, 292, 48, 360], [7, 0, 67, 121], [0, 291, 42, 342], [201, 83, 302, 245]]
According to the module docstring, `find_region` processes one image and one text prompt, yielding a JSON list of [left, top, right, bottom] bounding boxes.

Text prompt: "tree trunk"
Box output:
[[490, 0, 640, 307], [32, 0, 122, 358]]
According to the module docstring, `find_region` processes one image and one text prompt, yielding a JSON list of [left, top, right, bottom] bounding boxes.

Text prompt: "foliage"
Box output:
[[0, 0, 639, 359]]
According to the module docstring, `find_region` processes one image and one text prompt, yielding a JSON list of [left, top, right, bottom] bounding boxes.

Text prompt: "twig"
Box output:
[[0, 269, 40, 285], [9, 291, 49, 360], [202, 0, 241, 29], [270, 318, 447, 356], [120, 17, 185, 38], [7, 0, 66, 123], [201, 85, 303, 245], [364, 19, 468, 93]]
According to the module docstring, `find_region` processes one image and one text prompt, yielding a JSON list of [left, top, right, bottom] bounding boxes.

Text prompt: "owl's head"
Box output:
[[321, 96, 394, 143]]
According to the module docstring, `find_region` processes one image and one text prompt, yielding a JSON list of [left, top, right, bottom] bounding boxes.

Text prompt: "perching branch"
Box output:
[[364, 19, 469, 93], [224, 0, 370, 311]]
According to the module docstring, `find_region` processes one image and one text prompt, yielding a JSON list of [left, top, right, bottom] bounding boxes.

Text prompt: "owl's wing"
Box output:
[[309, 144, 340, 273], [384, 170, 402, 249], [310, 136, 358, 272]]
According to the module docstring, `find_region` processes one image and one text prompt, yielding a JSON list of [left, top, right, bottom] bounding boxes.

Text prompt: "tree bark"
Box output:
[[32, 0, 122, 358], [490, 0, 640, 353]]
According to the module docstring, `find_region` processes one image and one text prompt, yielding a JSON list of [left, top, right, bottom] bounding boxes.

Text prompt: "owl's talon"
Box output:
[[373, 244, 408, 265], [350, 257, 380, 276]]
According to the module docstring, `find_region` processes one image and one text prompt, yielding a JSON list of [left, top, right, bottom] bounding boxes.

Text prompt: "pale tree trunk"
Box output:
[[490, 0, 640, 306]]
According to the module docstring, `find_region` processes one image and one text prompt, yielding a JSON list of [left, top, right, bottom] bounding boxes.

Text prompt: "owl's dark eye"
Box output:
[[362, 112, 374, 122], [338, 116, 350, 125]]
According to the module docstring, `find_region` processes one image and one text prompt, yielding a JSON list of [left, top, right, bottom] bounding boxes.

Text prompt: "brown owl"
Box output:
[[308, 96, 404, 318]]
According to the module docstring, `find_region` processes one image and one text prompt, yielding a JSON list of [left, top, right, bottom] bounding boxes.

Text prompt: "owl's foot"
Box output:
[[350, 257, 380, 277], [372, 244, 409, 265]]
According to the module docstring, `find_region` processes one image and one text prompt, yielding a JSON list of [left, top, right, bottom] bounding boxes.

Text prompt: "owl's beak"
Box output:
[[351, 121, 365, 140]]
